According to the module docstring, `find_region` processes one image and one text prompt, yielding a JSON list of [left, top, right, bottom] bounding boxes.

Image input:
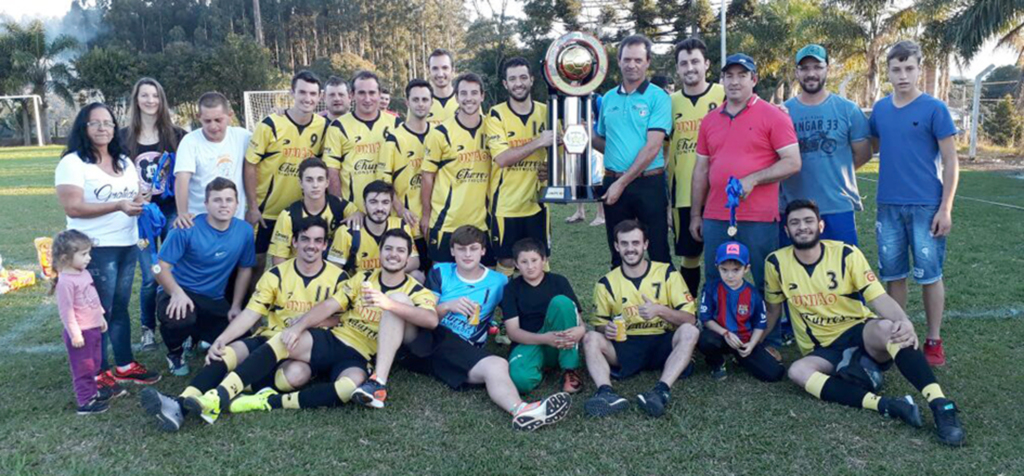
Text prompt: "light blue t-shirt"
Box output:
[[158, 215, 257, 299], [426, 263, 507, 346], [869, 93, 957, 206], [781, 94, 870, 214], [595, 81, 672, 173]]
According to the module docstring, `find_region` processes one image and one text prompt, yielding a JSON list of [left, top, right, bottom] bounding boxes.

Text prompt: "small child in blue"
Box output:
[[697, 241, 785, 382]]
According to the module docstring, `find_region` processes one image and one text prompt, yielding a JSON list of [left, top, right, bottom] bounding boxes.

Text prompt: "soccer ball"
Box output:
[[557, 44, 595, 82]]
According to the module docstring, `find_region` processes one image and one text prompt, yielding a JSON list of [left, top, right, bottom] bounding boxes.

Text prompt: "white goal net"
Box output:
[[0, 95, 44, 147], [243, 90, 328, 131]]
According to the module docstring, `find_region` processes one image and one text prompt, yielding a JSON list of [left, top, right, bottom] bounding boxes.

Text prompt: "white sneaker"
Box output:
[[140, 327, 157, 351], [513, 392, 571, 431]]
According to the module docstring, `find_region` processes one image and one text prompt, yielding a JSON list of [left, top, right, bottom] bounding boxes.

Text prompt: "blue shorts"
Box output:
[[875, 204, 946, 285], [779, 211, 859, 247]]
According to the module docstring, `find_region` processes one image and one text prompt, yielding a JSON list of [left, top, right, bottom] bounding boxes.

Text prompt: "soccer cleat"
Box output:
[[880, 395, 924, 428], [140, 387, 185, 432], [140, 327, 158, 351], [77, 397, 109, 415], [710, 364, 727, 381], [182, 390, 221, 425], [352, 377, 389, 409], [584, 386, 630, 417], [929, 398, 965, 446], [513, 392, 571, 431], [561, 370, 583, 394], [637, 386, 671, 418], [229, 388, 277, 414], [166, 354, 190, 377], [924, 339, 946, 367], [112, 361, 161, 385]]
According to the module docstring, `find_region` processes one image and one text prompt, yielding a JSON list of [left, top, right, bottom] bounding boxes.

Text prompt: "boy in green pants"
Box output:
[[502, 238, 586, 394]]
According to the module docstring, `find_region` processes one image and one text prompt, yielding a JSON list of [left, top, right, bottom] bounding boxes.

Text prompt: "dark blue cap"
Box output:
[[722, 53, 757, 74], [715, 241, 749, 266]]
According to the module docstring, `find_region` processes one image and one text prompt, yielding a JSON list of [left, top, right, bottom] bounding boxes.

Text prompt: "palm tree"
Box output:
[[3, 20, 79, 144], [942, 0, 1024, 107]]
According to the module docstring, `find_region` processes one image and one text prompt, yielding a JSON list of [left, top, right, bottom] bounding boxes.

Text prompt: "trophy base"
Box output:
[[539, 185, 606, 204]]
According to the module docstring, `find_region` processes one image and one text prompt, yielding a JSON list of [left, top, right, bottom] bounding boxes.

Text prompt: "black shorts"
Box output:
[[398, 326, 491, 390], [308, 328, 369, 380], [672, 207, 704, 258], [255, 218, 277, 254], [428, 230, 496, 267], [415, 237, 431, 272], [809, 322, 893, 371], [489, 209, 549, 261], [612, 332, 694, 380]]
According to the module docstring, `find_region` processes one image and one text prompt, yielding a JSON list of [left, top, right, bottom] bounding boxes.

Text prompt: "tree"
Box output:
[[982, 65, 1022, 99], [983, 95, 1022, 147], [2, 20, 79, 144], [73, 46, 143, 108]]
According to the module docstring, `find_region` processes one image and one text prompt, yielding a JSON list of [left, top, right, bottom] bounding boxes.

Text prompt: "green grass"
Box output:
[[0, 146, 1022, 475]]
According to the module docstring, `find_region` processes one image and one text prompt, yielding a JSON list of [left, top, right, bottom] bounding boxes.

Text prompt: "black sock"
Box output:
[[820, 375, 870, 409], [268, 394, 283, 410], [188, 360, 228, 394], [680, 266, 701, 297], [233, 345, 281, 388], [297, 383, 344, 409], [893, 347, 938, 392], [654, 381, 671, 394]]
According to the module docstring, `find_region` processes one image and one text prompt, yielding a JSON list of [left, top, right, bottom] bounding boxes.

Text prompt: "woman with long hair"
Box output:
[[55, 102, 162, 389], [121, 78, 186, 351]]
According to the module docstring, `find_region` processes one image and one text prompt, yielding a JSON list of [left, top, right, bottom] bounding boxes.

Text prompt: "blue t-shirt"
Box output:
[[158, 215, 257, 299], [782, 94, 869, 214], [698, 279, 767, 344], [595, 80, 672, 173], [869, 93, 957, 206], [426, 262, 507, 346]]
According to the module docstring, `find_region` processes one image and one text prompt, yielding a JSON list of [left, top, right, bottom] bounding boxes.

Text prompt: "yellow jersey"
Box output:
[[591, 261, 696, 336], [329, 269, 437, 359], [667, 84, 725, 208], [382, 122, 431, 238], [326, 217, 418, 272], [423, 115, 492, 234], [428, 93, 459, 126], [246, 259, 348, 337], [485, 101, 547, 218], [245, 113, 330, 219], [764, 240, 887, 356], [323, 112, 399, 211], [267, 195, 358, 260]]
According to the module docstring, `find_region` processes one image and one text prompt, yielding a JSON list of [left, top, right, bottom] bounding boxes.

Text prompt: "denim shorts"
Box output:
[[875, 204, 946, 285]]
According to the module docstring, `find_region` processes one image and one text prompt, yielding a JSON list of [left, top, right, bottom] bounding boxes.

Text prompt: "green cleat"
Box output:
[[230, 388, 278, 414], [182, 390, 222, 425]]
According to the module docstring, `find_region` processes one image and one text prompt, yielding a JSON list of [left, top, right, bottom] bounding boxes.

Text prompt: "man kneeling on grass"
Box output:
[[766, 199, 964, 446], [354, 225, 571, 431]]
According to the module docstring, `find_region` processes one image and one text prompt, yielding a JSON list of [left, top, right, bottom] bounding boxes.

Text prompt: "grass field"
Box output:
[[0, 145, 1022, 475]]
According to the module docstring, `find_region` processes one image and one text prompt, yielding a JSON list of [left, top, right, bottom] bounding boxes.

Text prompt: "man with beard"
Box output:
[[225, 229, 438, 415], [486, 57, 553, 277], [765, 199, 965, 446], [427, 49, 459, 126], [139, 216, 343, 430], [667, 38, 725, 295], [320, 76, 351, 122], [269, 158, 357, 266], [327, 180, 421, 281], [582, 220, 699, 418], [781, 45, 871, 246]]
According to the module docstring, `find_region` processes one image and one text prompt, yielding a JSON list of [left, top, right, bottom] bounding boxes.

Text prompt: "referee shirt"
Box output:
[[595, 80, 672, 173]]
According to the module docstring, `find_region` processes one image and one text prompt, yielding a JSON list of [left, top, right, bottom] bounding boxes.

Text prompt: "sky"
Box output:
[[2, 0, 1017, 78]]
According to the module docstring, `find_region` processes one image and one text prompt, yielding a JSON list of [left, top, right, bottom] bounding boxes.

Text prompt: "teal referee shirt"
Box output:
[[595, 80, 672, 173]]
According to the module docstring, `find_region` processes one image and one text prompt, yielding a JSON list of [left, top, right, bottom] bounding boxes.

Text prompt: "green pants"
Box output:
[[508, 295, 580, 393]]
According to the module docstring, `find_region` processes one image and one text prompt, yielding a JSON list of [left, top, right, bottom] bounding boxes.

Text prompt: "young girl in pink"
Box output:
[[52, 230, 110, 414]]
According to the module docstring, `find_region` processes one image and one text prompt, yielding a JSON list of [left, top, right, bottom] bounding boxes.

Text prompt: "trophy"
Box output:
[[540, 32, 609, 203]]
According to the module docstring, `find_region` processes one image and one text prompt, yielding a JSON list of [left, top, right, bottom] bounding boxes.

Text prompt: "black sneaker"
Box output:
[[96, 382, 128, 402], [637, 386, 671, 418], [77, 397, 109, 415], [140, 387, 186, 432], [352, 377, 388, 409], [880, 395, 923, 428], [929, 398, 965, 446], [584, 386, 629, 417], [710, 363, 727, 381]]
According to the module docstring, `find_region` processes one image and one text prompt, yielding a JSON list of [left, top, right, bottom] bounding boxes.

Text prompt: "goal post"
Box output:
[[243, 90, 328, 131], [0, 95, 44, 147]]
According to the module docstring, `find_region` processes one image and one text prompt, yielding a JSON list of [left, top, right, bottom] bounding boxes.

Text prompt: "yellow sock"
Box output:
[[275, 368, 295, 392], [180, 387, 202, 399], [885, 342, 902, 360], [221, 373, 245, 400], [267, 334, 290, 360], [282, 392, 301, 409], [922, 383, 946, 402], [861, 393, 881, 411], [334, 377, 357, 403], [804, 372, 829, 399], [222, 346, 238, 371]]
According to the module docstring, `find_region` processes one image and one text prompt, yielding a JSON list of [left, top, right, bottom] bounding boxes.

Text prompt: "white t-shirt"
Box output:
[[174, 126, 251, 220], [54, 153, 140, 247]]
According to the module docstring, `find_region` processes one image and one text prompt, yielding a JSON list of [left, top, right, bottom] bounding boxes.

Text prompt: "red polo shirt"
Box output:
[[696, 95, 798, 222]]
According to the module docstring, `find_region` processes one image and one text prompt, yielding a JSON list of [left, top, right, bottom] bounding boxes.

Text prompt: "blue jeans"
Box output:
[[876, 204, 946, 285], [138, 209, 175, 331], [87, 245, 139, 369], [779, 211, 859, 247]]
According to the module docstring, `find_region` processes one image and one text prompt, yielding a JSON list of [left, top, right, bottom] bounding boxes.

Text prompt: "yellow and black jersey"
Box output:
[[326, 217, 418, 272], [428, 93, 459, 126], [381, 123, 431, 238], [423, 115, 492, 234], [267, 195, 358, 259], [486, 101, 547, 218], [765, 240, 887, 356], [246, 259, 348, 337], [245, 113, 331, 219], [591, 261, 696, 336], [323, 112, 399, 211], [667, 84, 725, 208], [330, 269, 437, 359]]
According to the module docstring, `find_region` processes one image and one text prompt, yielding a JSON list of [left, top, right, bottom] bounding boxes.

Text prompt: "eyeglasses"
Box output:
[[87, 120, 116, 129]]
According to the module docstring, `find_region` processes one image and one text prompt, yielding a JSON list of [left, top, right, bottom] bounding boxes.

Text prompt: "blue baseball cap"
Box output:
[[722, 53, 757, 74], [715, 241, 749, 266]]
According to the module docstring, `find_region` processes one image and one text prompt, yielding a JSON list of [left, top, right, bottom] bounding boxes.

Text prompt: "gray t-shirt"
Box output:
[[781, 94, 869, 214]]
